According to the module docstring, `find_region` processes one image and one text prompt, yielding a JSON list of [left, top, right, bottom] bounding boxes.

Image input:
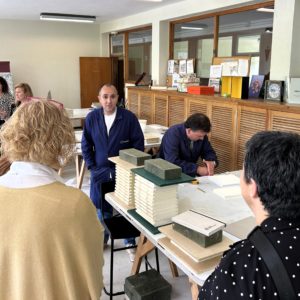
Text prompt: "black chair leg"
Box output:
[[110, 239, 114, 300], [145, 255, 148, 271], [155, 248, 160, 273]]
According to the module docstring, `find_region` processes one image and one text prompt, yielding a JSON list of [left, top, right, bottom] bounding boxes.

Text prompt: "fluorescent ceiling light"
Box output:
[[181, 23, 207, 30], [256, 8, 274, 13], [40, 13, 96, 23]]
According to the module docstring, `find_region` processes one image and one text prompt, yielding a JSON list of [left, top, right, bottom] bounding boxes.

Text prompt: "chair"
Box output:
[[101, 181, 141, 299]]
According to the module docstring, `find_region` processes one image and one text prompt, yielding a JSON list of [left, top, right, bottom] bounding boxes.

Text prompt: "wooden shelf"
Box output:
[[127, 87, 300, 173]]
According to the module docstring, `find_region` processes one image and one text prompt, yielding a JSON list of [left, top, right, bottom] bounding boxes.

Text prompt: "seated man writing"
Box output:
[[159, 113, 218, 177]]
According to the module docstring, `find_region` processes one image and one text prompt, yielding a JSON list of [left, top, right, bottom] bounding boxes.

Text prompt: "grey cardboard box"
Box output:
[[144, 158, 181, 180], [119, 148, 151, 166], [125, 269, 171, 300], [172, 222, 223, 248]]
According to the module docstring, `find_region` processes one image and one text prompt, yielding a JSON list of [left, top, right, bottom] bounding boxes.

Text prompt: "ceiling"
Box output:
[[0, 0, 185, 23]]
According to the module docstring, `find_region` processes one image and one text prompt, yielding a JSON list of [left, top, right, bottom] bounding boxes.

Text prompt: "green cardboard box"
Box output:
[[125, 269, 171, 300]]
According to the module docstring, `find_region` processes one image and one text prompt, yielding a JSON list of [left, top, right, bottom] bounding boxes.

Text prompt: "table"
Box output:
[[66, 108, 92, 120], [105, 173, 255, 299]]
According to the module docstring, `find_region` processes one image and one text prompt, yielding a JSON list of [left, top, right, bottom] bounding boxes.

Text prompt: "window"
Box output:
[[128, 28, 152, 82], [110, 33, 124, 56], [219, 8, 273, 76], [173, 18, 214, 84], [171, 2, 274, 80]]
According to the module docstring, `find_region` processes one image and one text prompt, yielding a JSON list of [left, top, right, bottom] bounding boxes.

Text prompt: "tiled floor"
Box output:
[[62, 161, 193, 300]]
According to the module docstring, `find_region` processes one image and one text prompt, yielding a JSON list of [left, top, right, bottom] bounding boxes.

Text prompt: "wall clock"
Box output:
[[264, 80, 284, 101]]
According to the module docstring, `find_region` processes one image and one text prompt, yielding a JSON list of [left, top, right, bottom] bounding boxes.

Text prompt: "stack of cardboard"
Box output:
[[133, 159, 182, 226], [110, 149, 151, 208]]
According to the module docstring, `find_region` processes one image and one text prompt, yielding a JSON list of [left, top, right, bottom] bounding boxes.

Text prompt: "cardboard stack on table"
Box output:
[[110, 149, 151, 208], [133, 158, 183, 226]]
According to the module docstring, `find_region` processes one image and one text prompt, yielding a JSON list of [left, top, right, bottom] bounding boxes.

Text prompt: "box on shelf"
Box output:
[[177, 82, 199, 93], [221, 76, 249, 99], [166, 73, 180, 88], [187, 86, 214, 96]]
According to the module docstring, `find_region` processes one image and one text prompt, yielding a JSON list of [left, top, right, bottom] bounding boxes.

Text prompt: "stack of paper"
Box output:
[[115, 165, 136, 207], [208, 174, 240, 187], [109, 156, 144, 208], [134, 174, 178, 226], [143, 132, 160, 144], [213, 186, 242, 200]]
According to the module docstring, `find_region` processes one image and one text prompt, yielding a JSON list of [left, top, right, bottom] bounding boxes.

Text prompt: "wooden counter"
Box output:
[[127, 87, 300, 173]]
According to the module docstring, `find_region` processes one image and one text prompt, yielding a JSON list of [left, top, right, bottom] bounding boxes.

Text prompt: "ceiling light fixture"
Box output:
[[40, 13, 96, 23], [181, 24, 207, 30], [256, 8, 274, 13]]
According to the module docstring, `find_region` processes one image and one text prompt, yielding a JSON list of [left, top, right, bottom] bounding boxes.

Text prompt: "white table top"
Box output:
[[105, 171, 255, 286]]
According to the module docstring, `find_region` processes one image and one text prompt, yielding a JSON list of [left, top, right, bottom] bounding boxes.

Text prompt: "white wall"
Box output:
[[0, 20, 100, 108]]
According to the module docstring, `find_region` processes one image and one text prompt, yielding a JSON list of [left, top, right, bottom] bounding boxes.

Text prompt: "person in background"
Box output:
[[81, 83, 144, 261], [198, 131, 300, 299], [0, 82, 34, 176], [14, 82, 33, 107], [0, 76, 14, 125], [0, 100, 104, 299], [159, 113, 218, 177]]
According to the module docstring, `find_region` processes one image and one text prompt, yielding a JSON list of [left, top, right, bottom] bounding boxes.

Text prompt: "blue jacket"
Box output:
[[159, 123, 218, 177], [81, 107, 144, 208]]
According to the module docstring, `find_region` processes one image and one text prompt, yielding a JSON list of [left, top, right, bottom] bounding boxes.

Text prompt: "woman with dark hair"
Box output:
[[0, 76, 14, 125]]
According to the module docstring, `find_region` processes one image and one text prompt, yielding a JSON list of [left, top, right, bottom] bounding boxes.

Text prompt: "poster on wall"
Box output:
[[0, 72, 14, 95]]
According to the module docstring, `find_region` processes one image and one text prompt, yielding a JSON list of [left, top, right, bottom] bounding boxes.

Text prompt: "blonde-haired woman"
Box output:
[[14, 82, 33, 106], [0, 100, 104, 299]]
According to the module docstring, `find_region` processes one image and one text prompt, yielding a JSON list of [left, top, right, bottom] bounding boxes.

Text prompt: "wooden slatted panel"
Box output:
[[269, 111, 300, 134], [168, 96, 185, 126], [210, 105, 235, 173], [139, 93, 152, 123], [127, 91, 139, 117], [188, 100, 208, 116], [154, 95, 168, 126], [237, 108, 267, 169]]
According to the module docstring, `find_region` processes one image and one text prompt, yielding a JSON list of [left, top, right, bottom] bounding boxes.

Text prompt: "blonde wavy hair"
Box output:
[[0, 100, 75, 169]]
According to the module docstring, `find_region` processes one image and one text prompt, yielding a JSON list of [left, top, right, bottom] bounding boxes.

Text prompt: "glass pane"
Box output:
[[128, 29, 152, 82], [249, 56, 260, 78], [173, 17, 214, 81], [219, 8, 273, 76], [238, 35, 260, 53], [197, 38, 213, 78], [174, 41, 188, 59], [218, 36, 232, 57], [110, 33, 124, 56], [174, 18, 214, 40]]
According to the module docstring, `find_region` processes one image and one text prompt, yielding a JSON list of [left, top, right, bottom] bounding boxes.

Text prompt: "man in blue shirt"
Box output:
[[159, 113, 218, 177], [81, 84, 144, 254]]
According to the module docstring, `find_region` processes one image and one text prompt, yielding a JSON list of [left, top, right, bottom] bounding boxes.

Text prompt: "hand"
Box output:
[[203, 160, 215, 176], [197, 165, 209, 176]]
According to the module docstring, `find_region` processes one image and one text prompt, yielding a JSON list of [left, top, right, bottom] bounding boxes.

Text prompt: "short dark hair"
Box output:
[[0, 77, 9, 94], [184, 113, 211, 132], [244, 131, 300, 218], [98, 83, 118, 95]]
